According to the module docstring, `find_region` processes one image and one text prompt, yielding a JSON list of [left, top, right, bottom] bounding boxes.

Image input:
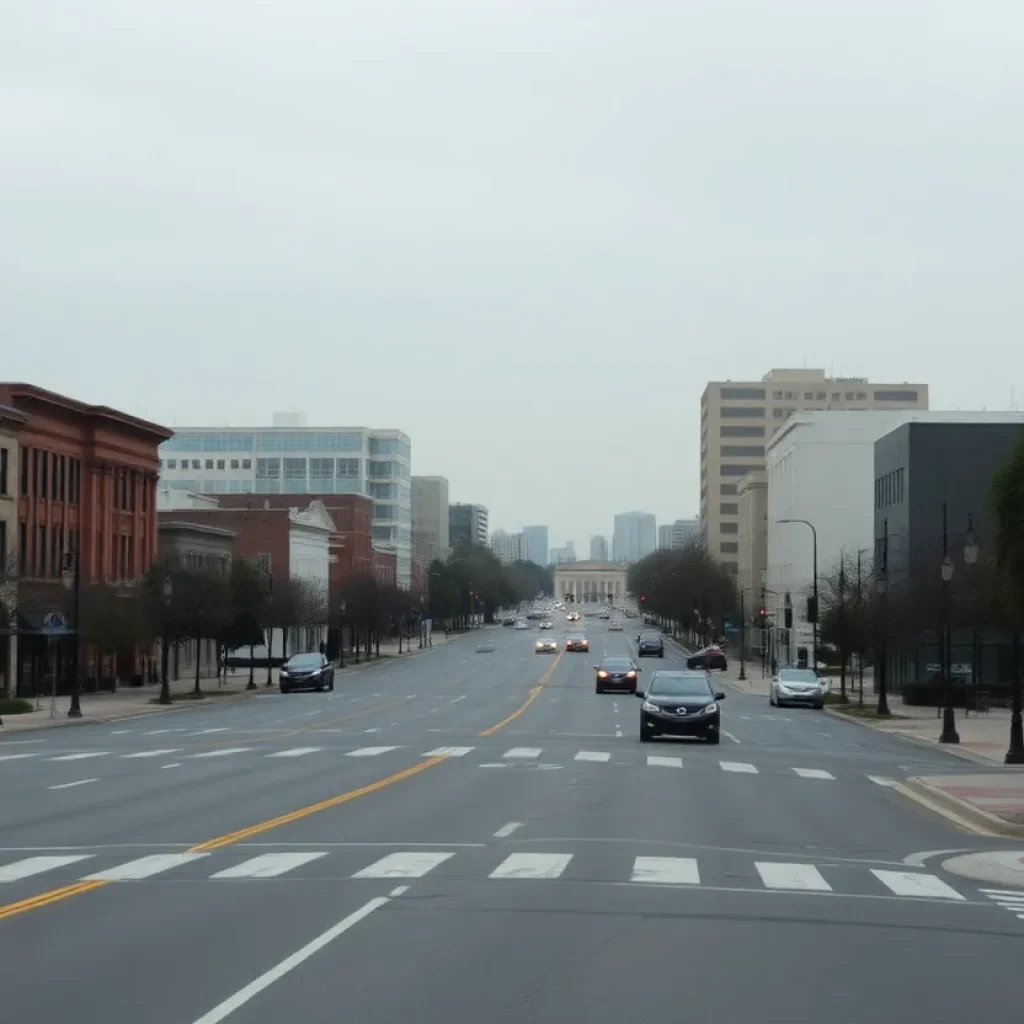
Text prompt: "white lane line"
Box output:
[[352, 851, 455, 878], [871, 870, 965, 900], [756, 862, 832, 891], [792, 767, 835, 780], [868, 775, 898, 787], [0, 753, 39, 762], [720, 761, 758, 774], [85, 853, 209, 881], [121, 749, 180, 759], [422, 747, 475, 757], [363, 728, 382, 734], [721, 730, 741, 744], [574, 751, 611, 762], [647, 756, 683, 768], [489, 853, 572, 880], [346, 747, 399, 757], [266, 748, 323, 758], [631, 856, 700, 885], [187, 748, 253, 759], [109, 729, 132, 735], [0, 854, 94, 881], [161, 763, 182, 769], [739, 715, 752, 720], [188, 897, 388, 1024], [211, 853, 328, 879], [451, 695, 467, 703], [503, 748, 542, 759], [49, 752, 110, 762], [389, 885, 409, 897], [493, 822, 523, 838], [48, 778, 99, 790], [143, 729, 173, 736], [189, 728, 231, 736]]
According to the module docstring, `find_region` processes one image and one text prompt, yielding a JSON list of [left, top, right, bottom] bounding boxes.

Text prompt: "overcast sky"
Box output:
[[3, 1, 1023, 555]]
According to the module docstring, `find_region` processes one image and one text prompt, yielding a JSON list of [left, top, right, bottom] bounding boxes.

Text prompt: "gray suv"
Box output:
[[637, 631, 664, 658]]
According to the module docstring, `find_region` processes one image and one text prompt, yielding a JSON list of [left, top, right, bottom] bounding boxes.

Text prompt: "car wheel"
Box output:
[[814, 702, 824, 710], [279, 685, 290, 694], [329, 678, 335, 692], [706, 732, 720, 745], [595, 685, 603, 694], [640, 725, 654, 742], [658, 651, 664, 658], [769, 690, 775, 706]]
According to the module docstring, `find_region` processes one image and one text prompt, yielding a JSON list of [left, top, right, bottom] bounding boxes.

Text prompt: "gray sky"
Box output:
[[4, 1, 1023, 555]]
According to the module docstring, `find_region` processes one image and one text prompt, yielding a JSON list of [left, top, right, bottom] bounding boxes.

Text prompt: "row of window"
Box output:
[[720, 542, 738, 554], [720, 425, 764, 438], [18, 448, 83, 505], [161, 432, 369, 453], [16, 523, 79, 580], [876, 467, 905, 509], [721, 445, 764, 457], [0, 447, 9, 496]]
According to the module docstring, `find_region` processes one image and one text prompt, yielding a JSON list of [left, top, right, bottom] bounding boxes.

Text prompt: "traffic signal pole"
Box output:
[[738, 591, 746, 681]]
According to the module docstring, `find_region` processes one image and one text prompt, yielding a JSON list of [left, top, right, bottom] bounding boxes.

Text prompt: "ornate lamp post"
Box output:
[[60, 549, 82, 718]]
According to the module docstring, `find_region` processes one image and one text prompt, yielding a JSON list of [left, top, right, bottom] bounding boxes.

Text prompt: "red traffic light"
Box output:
[[640, 595, 647, 603]]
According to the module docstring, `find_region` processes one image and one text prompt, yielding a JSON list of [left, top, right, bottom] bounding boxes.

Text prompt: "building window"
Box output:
[[772, 390, 783, 400], [0, 520, 6, 569], [816, 392, 826, 400], [772, 408, 786, 418], [722, 562, 738, 575], [720, 387, 766, 400], [721, 522, 739, 534], [191, 459, 201, 470], [69, 459, 80, 504], [720, 406, 765, 418], [721, 465, 758, 477], [874, 390, 919, 402], [337, 458, 360, 478], [19, 521, 27, 570], [166, 458, 176, 470], [720, 425, 764, 437], [37, 525, 46, 576], [204, 459, 213, 470], [40, 451, 49, 498], [310, 458, 334, 480], [844, 391, 854, 400], [0, 446, 7, 495], [241, 459, 251, 470], [720, 445, 765, 457], [803, 392, 813, 400], [230, 459, 239, 470], [256, 458, 280, 479], [720, 503, 738, 515], [283, 458, 306, 479], [720, 484, 737, 495], [216, 459, 226, 470], [856, 392, 867, 400], [720, 542, 739, 554]]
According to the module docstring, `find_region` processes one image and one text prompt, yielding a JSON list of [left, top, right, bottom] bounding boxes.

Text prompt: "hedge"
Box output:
[[900, 680, 1015, 707]]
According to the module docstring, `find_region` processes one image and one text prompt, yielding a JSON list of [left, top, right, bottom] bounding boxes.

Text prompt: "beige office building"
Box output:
[[699, 369, 928, 576]]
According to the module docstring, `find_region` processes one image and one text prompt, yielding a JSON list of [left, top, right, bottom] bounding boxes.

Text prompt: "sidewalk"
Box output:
[[0, 629, 468, 734]]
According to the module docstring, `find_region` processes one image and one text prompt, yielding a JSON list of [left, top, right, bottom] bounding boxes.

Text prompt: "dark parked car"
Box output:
[[637, 670, 725, 743], [686, 646, 727, 670], [279, 652, 334, 693], [595, 656, 639, 694], [637, 631, 664, 658]]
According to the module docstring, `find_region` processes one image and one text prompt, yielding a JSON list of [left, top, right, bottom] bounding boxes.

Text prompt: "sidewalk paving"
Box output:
[[0, 629, 467, 734]]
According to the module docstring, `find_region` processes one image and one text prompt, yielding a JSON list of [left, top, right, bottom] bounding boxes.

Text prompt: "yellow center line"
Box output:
[[478, 651, 563, 737], [0, 643, 557, 923]]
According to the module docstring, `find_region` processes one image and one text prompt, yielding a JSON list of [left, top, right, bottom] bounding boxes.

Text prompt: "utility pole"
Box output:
[[856, 550, 864, 706], [838, 555, 847, 702], [738, 590, 747, 681]]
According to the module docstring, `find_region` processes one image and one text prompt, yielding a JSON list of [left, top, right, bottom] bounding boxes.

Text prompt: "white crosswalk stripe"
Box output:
[[187, 748, 253, 759], [211, 853, 328, 878], [0, 753, 39, 761], [490, 853, 572, 879], [646, 756, 683, 768], [121, 749, 179, 759], [631, 857, 699, 885], [871, 870, 966, 900], [720, 761, 758, 773], [84, 853, 209, 881], [981, 889, 1024, 919], [791, 768, 835, 780], [867, 775, 898, 787], [346, 746, 399, 757], [575, 751, 611, 762], [422, 747, 475, 757], [0, 855, 94, 882], [352, 852, 455, 878], [503, 748, 542, 759], [265, 748, 323, 758], [49, 752, 110, 762], [755, 862, 832, 891]]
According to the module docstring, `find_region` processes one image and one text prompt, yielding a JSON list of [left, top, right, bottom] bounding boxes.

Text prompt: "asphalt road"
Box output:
[[2, 616, 1024, 1023]]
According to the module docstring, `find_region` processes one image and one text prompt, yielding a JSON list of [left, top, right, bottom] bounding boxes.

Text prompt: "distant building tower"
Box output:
[[449, 503, 489, 547], [489, 529, 528, 565], [522, 525, 549, 566], [550, 542, 576, 565], [612, 512, 657, 563], [589, 535, 609, 561]]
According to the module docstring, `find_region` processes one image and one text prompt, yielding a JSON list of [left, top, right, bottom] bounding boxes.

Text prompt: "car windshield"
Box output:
[[602, 658, 633, 672], [568, 633, 586, 641], [779, 669, 818, 683], [286, 654, 321, 670], [648, 674, 712, 697]]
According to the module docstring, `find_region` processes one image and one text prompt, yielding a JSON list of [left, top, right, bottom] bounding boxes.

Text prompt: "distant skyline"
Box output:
[[5, 2, 1022, 559]]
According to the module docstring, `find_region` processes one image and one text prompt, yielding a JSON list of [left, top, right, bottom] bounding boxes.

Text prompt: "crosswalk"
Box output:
[[981, 888, 1024, 920], [4, 744, 903, 785], [0, 847, 981, 902]]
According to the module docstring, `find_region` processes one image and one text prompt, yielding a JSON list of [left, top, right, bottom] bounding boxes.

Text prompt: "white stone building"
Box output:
[[554, 561, 628, 604]]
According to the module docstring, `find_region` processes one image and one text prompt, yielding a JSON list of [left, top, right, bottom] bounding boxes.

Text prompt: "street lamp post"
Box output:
[[738, 590, 747, 681], [875, 518, 891, 717], [159, 576, 173, 704], [1008, 629, 1024, 765], [60, 549, 82, 718], [938, 502, 959, 744], [339, 598, 346, 669], [962, 515, 979, 716], [777, 519, 818, 673]]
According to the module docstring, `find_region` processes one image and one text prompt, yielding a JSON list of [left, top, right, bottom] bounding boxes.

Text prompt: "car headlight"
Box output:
[[280, 669, 289, 677], [597, 670, 608, 678], [626, 671, 636, 678], [642, 700, 661, 713], [699, 702, 719, 715]]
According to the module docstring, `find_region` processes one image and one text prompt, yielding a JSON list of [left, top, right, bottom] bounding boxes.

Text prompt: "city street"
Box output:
[[2, 618, 1024, 1023]]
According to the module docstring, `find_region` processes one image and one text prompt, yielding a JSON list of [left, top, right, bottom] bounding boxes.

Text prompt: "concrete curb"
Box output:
[[897, 778, 1024, 839]]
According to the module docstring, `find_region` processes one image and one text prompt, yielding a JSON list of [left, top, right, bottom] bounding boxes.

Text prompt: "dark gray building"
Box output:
[[448, 503, 488, 548], [874, 420, 1024, 695]]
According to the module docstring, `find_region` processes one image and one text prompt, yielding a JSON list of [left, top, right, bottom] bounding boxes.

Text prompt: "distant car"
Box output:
[[502, 618, 516, 627], [637, 670, 724, 744], [637, 631, 664, 658], [535, 638, 558, 654], [770, 667, 824, 709], [608, 620, 623, 631], [514, 620, 530, 630], [539, 621, 553, 630], [565, 633, 589, 652], [566, 611, 580, 622], [686, 647, 727, 671], [279, 652, 334, 693], [598, 611, 610, 620], [595, 655, 639, 694]]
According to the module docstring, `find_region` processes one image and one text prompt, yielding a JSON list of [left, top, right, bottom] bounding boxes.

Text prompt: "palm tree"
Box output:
[[990, 431, 1024, 763]]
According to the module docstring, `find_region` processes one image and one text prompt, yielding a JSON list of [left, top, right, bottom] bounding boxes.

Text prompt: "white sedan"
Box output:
[[770, 668, 825, 709]]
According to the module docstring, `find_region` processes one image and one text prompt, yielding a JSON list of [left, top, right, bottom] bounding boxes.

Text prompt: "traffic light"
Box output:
[[640, 595, 647, 604], [806, 595, 818, 624], [784, 605, 793, 629]]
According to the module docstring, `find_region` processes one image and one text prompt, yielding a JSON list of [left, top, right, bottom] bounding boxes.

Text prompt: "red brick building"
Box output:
[[0, 383, 171, 692]]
